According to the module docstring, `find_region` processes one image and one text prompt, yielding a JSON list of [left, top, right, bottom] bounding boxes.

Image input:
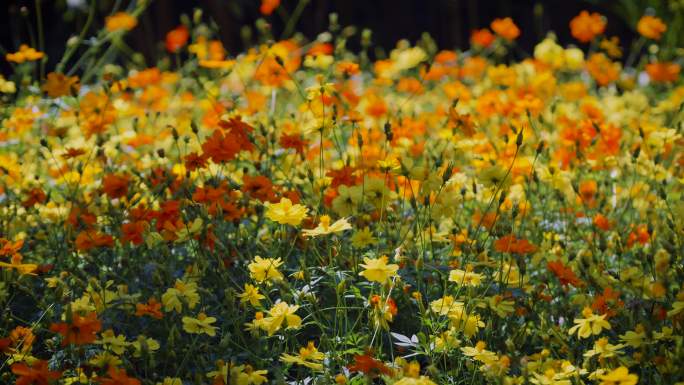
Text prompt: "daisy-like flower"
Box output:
[[280, 341, 326, 370], [265, 197, 308, 226], [182, 312, 218, 336], [583, 337, 624, 359], [260, 302, 301, 336], [359, 256, 399, 283], [598, 366, 638, 385], [568, 307, 611, 339], [248, 256, 284, 283], [448, 265, 482, 287], [461, 341, 498, 365], [302, 215, 352, 237], [237, 284, 265, 306]]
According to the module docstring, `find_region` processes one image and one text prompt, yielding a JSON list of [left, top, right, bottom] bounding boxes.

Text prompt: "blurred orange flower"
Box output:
[[166, 25, 190, 53], [637, 15, 666, 40], [646, 62, 680, 83], [260, 0, 281, 16], [570, 11, 606, 43], [105, 12, 138, 32], [490, 18, 520, 41]]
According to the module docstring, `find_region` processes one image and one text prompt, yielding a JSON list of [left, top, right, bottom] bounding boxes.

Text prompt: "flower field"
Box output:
[[1, 1, 684, 384]]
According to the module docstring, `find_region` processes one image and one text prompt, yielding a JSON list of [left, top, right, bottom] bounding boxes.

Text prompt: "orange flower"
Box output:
[[279, 133, 309, 155], [591, 287, 623, 318], [6, 45, 44, 63], [42, 72, 80, 98], [49, 311, 102, 346], [471, 28, 495, 47], [102, 173, 130, 199], [586, 53, 620, 86], [593, 213, 611, 231], [121, 221, 148, 245], [241, 175, 277, 202], [347, 352, 392, 377], [490, 18, 520, 41], [260, 0, 281, 15], [547, 260, 583, 288], [578, 179, 597, 206], [105, 12, 138, 32], [74, 229, 114, 251], [11, 360, 61, 385], [97, 366, 141, 385], [254, 56, 290, 87], [166, 25, 190, 53], [135, 297, 163, 319], [570, 11, 606, 43], [646, 62, 680, 83], [637, 15, 666, 40], [22, 188, 47, 208], [494, 234, 537, 255]]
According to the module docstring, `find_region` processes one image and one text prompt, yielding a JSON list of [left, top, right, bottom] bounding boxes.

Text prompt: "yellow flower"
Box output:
[[6, 45, 44, 63], [394, 376, 437, 385], [97, 329, 129, 355], [237, 284, 265, 306], [131, 336, 160, 357], [280, 341, 326, 370], [182, 312, 218, 336], [448, 266, 482, 287], [583, 337, 624, 359], [261, 302, 301, 335], [0, 75, 16, 93], [599, 367, 638, 385], [351, 227, 377, 248], [302, 215, 352, 237], [430, 296, 464, 316], [461, 341, 498, 365], [157, 378, 183, 385], [161, 279, 200, 313], [619, 325, 645, 348], [568, 307, 611, 339], [248, 256, 284, 283], [359, 256, 399, 283], [265, 197, 308, 226], [105, 12, 138, 32]]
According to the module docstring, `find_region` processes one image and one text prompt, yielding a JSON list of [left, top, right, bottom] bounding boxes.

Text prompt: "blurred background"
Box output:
[[2, 0, 683, 72]]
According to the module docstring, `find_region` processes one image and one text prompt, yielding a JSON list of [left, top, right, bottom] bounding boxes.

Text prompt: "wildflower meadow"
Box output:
[[1, 1, 684, 384]]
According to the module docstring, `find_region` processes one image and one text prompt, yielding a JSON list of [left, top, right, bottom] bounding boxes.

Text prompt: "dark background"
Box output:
[[0, 0, 674, 74]]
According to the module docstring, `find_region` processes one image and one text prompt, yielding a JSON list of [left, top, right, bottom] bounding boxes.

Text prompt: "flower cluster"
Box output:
[[1, 2, 683, 385]]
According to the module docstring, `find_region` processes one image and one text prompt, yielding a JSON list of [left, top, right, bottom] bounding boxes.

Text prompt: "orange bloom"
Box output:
[[547, 260, 584, 288], [184, 152, 209, 171], [279, 133, 309, 155], [490, 18, 520, 41], [22, 188, 47, 208], [260, 0, 280, 15], [11, 360, 61, 385], [570, 11, 606, 43], [135, 297, 163, 319], [49, 312, 102, 346], [586, 53, 620, 86], [578, 179, 597, 206], [97, 366, 141, 385], [347, 352, 392, 377], [121, 221, 148, 245], [105, 12, 138, 32], [74, 229, 114, 251], [42, 72, 80, 98], [591, 287, 623, 318], [637, 15, 666, 40], [471, 28, 495, 47], [241, 175, 277, 202], [494, 234, 537, 255], [102, 174, 130, 199], [166, 25, 190, 53], [593, 213, 611, 231], [6, 45, 44, 63], [646, 62, 680, 83]]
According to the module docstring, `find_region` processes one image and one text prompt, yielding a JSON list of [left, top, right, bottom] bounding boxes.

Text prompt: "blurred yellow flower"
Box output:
[[248, 256, 284, 283], [265, 197, 308, 226], [359, 256, 399, 283], [182, 312, 218, 336]]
